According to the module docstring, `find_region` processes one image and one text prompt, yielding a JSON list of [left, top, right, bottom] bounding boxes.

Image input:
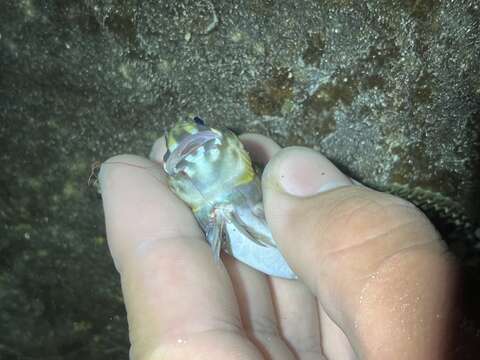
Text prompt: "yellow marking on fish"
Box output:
[[183, 122, 197, 134], [167, 121, 203, 150], [167, 136, 178, 149], [236, 164, 255, 185], [235, 148, 255, 185], [192, 205, 201, 213]]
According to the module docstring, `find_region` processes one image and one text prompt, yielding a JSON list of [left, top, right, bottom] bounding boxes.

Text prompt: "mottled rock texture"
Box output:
[[1, 0, 479, 358]]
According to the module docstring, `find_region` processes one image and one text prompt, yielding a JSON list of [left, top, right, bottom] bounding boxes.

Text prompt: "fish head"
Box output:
[[163, 119, 222, 176], [163, 118, 256, 209]]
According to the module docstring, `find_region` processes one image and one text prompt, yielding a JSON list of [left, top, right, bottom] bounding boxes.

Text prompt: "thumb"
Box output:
[[262, 146, 458, 359]]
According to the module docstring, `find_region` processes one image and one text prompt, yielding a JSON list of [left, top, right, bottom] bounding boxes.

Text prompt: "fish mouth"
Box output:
[[164, 130, 221, 175]]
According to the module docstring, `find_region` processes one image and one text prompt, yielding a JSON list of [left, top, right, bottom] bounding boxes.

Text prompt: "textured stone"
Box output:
[[1, 0, 479, 357]]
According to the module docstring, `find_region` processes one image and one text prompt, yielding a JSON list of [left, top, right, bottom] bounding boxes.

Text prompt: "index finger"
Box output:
[[99, 154, 261, 359]]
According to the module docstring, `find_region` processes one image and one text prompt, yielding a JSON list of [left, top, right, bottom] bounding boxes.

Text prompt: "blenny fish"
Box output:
[[163, 117, 296, 279]]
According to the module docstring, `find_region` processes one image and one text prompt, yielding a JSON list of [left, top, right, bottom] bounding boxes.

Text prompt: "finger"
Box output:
[[269, 279, 324, 360], [150, 132, 289, 357], [149, 136, 167, 164], [262, 146, 459, 359], [99, 155, 262, 359], [236, 134, 296, 358], [241, 134, 323, 359], [318, 305, 355, 360], [239, 133, 282, 166], [223, 255, 296, 359]]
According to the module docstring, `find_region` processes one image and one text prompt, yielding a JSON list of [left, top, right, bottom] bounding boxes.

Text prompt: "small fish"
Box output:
[[163, 117, 296, 279]]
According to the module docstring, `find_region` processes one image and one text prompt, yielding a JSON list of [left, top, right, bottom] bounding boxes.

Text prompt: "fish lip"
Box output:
[[164, 130, 221, 175]]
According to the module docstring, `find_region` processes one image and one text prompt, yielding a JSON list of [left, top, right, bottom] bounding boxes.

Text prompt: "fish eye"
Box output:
[[193, 116, 205, 125]]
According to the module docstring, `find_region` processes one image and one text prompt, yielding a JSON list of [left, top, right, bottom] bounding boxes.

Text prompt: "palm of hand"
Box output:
[[100, 135, 350, 359]]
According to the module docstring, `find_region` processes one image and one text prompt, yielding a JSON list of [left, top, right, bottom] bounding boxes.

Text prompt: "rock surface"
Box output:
[[1, 0, 479, 358]]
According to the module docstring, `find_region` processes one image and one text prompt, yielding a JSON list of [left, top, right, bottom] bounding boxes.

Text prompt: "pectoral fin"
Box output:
[[205, 214, 225, 263], [224, 210, 276, 248]]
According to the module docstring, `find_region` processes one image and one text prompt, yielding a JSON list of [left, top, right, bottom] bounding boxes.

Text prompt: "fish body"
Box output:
[[163, 118, 296, 279]]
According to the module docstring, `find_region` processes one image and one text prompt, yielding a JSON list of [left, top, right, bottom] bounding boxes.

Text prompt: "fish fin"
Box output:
[[247, 203, 278, 247], [247, 206, 277, 247], [224, 210, 275, 248], [205, 214, 225, 263]]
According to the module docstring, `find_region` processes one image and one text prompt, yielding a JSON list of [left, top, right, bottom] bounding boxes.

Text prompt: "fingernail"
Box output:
[[97, 162, 109, 194], [149, 137, 167, 163], [272, 147, 352, 197]]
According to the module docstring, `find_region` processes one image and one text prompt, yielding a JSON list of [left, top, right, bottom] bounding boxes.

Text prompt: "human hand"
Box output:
[[99, 134, 458, 360]]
